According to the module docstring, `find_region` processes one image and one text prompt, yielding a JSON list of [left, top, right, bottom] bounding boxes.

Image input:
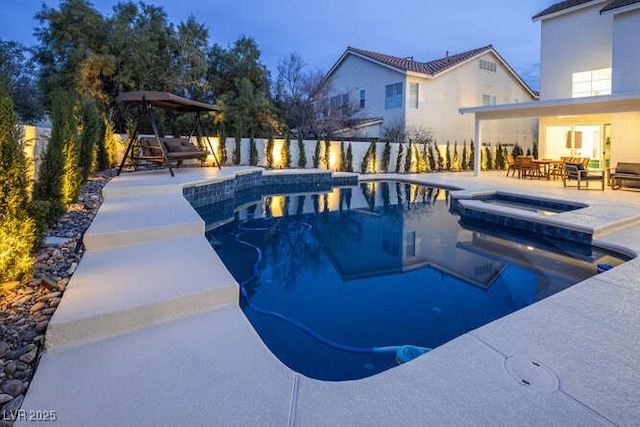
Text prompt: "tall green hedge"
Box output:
[[0, 81, 36, 282]]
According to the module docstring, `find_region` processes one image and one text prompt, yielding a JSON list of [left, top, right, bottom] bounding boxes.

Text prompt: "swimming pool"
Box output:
[[203, 181, 628, 381]]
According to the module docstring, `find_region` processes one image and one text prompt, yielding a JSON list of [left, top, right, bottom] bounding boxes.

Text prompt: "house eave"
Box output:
[[459, 92, 640, 120], [532, 0, 607, 22], [600, 2, 640, 14]]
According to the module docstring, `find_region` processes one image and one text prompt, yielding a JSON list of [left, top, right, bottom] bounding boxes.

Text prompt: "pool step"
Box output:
[[46, 235, 238, 351]]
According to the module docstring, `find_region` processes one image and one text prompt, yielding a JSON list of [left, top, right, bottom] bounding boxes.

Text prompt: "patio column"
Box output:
[[474, 115, 481, 177]]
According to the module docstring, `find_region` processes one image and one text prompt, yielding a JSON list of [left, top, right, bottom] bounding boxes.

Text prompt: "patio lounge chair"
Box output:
[[563, 162, 604, 190]]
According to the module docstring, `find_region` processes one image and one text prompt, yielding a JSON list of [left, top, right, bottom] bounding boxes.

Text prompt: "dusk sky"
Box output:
[[2, 1, 559, 90]]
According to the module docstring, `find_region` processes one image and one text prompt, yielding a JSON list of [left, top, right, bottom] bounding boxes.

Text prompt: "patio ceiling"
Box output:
[[459, 92, 640, 120]]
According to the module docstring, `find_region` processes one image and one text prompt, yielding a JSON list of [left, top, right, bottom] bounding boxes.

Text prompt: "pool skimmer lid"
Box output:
[[505, 355, 559, 392]]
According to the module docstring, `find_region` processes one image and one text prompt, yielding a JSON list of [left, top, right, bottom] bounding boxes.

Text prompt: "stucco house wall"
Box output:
[[539, 1, 613, 100], [323, 46, 538, 147], [612, 8, 640, 94]]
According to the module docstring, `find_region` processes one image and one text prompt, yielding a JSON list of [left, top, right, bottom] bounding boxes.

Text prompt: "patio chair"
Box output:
[[506, 155, 519, 177], [518, 156, 542, 179], [563, 162, 604, 190]]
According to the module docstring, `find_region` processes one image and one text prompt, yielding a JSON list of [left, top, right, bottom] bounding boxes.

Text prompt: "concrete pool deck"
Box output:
[[18, 167, 640, 426]]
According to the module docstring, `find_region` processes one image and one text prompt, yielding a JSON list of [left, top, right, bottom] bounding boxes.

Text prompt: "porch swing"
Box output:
[[116, 91, 222, 177]]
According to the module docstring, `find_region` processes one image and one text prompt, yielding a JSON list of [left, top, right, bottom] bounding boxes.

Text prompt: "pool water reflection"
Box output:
[[205, 181, 627, 381]]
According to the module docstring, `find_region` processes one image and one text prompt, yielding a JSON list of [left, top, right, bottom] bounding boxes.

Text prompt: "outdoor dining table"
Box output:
[[533, 159, 562, 180]]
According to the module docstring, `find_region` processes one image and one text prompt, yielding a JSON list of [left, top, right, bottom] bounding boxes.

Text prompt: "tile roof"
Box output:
[[532, 0, 600, 20], [600, 0, 640, 12], [533, 0, 640, 19], [346, 45, 494, 77]]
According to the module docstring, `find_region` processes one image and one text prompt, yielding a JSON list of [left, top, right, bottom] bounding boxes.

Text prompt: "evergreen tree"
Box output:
[[532, 141, 539, 159], [469, 140, 475, 170], [323, 136, 331, 169], [312, 136, 321, 168], [339, 140, 345, 172], [452, 141, 459, 171], [435, 144, 444, 171], [461, 140, 468, 170], [282, 135, 291, 168], [427, 143, 436, 171], [0, 80, 36, 282], [265, 136, 274, 167], [396, 143, 404, 173], [78, 97, 101, 182], [495, 143, 505, 170], [249, 136, 258, 166], [369, 140, 377, 173], [345, 142, 353, 172], [526, 147, 532, 156], [484, 146, 493, 170], [33, 90, 74, 225], [420, 143, 428, 173], [381, 141, 391, 173], [297, 134, 306, 168], [445, 140, 452, 171], [217, 129, 227, 165], [233, 135, 241, 164], [404, 141, 412, 173]]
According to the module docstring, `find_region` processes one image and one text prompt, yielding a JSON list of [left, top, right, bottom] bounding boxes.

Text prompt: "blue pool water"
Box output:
[[204, 181, 627, 381]]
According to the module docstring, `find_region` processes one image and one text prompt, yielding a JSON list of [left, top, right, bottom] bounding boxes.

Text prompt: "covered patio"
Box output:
[[460, 91, 640, 176]]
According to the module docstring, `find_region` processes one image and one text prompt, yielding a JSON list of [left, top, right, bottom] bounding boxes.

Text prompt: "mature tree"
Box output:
[[0, 40, 44, 123], [208, 36, 280, 138], [0, 78, 36, 282], [275, 52, 324, 138], [34, 0, 108, 104]]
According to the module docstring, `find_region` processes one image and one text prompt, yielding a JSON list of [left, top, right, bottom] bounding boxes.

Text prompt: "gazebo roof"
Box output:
[[117, 91, 219, 112]]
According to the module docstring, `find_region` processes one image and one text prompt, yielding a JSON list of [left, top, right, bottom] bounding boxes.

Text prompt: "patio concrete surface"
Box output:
[[18, 167, 640, 426]]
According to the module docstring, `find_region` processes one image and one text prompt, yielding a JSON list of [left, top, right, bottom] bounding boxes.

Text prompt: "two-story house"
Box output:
[[461, 0, 640, 174], [319, 45, 538, 146]]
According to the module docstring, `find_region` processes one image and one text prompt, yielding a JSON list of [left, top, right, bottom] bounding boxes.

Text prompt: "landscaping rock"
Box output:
[[1, 380, 23, 397]]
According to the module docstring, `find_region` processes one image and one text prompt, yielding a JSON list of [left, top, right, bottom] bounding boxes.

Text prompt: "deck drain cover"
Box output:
[[504, 356, 559, 393]]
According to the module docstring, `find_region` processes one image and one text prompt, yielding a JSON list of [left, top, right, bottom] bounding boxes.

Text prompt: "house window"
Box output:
[[482, 94, 496, 106], [409, 83, 419, 109], [359, 89, 366, 109], [385, 82, 403, 109], [572, 68, 611, 98], [479, 59, 497, 72]]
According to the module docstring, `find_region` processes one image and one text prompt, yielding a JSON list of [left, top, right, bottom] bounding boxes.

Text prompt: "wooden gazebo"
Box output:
[[117, 91, 221, 177]]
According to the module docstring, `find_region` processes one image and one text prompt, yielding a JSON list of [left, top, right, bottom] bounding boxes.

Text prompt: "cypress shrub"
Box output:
[[217, 128, 227, 165], [345, 142, 353, 172], [452, 141, 460, 171], [435, 144, 444, 171], [339, 140, 345, 172], [445, 140, 452, 171], [0, 81, 36, 282], [265, 136, 274, 168], [469, 140, 475, 170], [249, 136, 258, 166], [312, 137, 321, 168], [33, 90, 72, 226], [282, 135, 291, 168], [461, 140, 468, 170], [395, 143, 404, 173], [484, 146, 493, 170], [381, 141, 391, 173], [404, 142, 412, 173], [323, 136, 331, 169], [532, 142, 539, 159], [427, 143, 436, 171], [78, 97, 101, 182], [233, 135, 241, 165], [297, 134, 306, 168]]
